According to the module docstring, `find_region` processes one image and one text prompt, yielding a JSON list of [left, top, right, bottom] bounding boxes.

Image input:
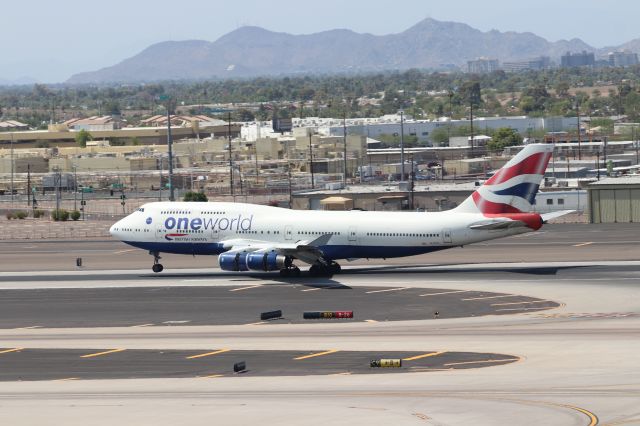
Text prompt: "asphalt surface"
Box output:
[[0, 284, 558, 328], [0, 223, 638, 425], [0, 348, 517, 381], [0, 222, 638, 272]]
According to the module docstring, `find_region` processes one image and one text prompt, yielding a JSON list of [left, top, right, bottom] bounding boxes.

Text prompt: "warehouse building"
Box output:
[[587, 176, 640, 223]]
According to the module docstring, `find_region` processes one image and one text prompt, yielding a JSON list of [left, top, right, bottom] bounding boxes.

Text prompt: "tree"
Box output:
[[430, 126, 451, 146], [75, 129, 93, 148], [487, 128, 522, 152], [459, 81, 482, 107], [184, 191, 208, 202]]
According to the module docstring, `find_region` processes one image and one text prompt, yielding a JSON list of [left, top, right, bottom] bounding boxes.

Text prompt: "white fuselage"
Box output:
[[110, 201, 533, 260]]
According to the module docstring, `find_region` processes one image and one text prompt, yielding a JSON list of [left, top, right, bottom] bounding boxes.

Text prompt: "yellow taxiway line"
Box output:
[[80, 349, 126, 358], [403, 351, 445, 361], [294, 350, 339, 360], [0, 348, 23, 355], [186, 349, 230, 359]]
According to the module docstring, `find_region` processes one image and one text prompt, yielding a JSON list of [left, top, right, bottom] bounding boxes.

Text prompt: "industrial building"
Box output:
[[467, 58, 500, 73], [588, 176, 640, 223], [608, 50, 639, 67], [561, 51, 595, 68]]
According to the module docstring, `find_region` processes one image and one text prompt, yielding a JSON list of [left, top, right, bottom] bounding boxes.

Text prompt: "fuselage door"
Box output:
[[156, 224, 164, 241], [284, 225, 293, 241], [348, 226, 358, 244], [442, 228, 453, 244]]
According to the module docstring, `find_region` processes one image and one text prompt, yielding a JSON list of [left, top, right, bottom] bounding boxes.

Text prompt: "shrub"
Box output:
[[183, 191, 208, 202], [15, 211, 27, 220], [70, 210, 81, 221], [51, 209, 70, 221], [33, 209, 45, 218], [5, 212, 14, 220]]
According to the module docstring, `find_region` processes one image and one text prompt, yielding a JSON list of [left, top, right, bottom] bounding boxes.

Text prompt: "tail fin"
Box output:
[[456, 144, 554, 215]]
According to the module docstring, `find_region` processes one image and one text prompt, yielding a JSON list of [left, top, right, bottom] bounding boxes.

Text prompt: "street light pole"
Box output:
[[400, 111, 405, 181], [308, 130, 315, 189], [166, 100, 175, 202], [73, 165, 77, 211], [342, 110, 347, 186], [10, 132, 14, 206], [228, 112, 234, 197], [576, 99, 582, 160]]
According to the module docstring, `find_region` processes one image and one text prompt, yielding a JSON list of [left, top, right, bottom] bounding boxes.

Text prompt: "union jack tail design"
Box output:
[[455, 144, 554, 215]]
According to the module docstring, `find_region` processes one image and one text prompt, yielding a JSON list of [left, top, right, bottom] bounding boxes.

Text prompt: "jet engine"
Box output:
[[218, 252, 250, 271], [245, 252, 288, 271]]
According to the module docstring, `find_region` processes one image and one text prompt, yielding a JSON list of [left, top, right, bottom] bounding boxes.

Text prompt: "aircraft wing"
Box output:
[[220, 234, 332, 265]]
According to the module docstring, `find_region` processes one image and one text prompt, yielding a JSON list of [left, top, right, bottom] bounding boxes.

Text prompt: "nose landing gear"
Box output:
[[150, 251, 164, 273]]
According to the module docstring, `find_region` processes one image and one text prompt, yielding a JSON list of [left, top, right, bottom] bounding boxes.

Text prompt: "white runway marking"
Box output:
[[461, 294, 516, 301], [419, 290, 470, 297], [365, 287, 409, 294], [573, 242, 594, 247], [229, 285, 263, 292], [491, 300, 551, 306]]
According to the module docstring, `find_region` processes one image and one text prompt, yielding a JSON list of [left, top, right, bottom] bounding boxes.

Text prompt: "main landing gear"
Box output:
[[279, 265, 301, 277], [308, 261, 341, 277], [150, 251, 163, 273]]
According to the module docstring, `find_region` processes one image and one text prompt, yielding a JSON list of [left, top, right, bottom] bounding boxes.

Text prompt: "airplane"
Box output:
[[109, 143, 570, 276]]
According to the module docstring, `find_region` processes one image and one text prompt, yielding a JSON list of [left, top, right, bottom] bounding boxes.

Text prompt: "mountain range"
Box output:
[[66, 18, 638, 84]]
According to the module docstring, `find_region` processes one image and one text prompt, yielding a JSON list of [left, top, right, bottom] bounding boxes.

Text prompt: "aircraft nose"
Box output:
[[109, 219, 122, 238]]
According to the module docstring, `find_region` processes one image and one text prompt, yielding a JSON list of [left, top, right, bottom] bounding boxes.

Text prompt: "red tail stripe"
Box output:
[[472, 192, 522, 214], [485, 152, 551, 186]]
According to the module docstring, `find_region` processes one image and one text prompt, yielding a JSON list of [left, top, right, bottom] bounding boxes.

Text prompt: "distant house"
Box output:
[[0, 120, 29, 132], [140, 114, 226, 128], [63, 116, 121, 131]]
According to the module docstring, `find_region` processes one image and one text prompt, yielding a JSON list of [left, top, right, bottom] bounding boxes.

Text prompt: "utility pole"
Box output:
[[400, 111, 405, 181], [596, 151, 600, 181], [228, 112, 234, 197], [27, 164, 31, 208], [287, 164, 293, 209], [10, 132, 14, 206], [448, 89, 454, 145], [159, 156, 163, 202], [576, 99, 582, 160], [54, 167, 61, 213], [163, 96, 175, 202], [409, 154, 415, 210], [469, 102, 474, 155], [308, 130, 315, 189], [73, 165, 77, 211], [342, 110, 347, 186]]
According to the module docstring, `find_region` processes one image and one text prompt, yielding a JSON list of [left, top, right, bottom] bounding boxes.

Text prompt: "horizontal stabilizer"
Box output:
[[541, 210, 575, 223], [469, 219, 528, 230]]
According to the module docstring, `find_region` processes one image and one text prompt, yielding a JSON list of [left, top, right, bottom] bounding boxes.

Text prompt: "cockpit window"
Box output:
[[137, 208, 145, 212]]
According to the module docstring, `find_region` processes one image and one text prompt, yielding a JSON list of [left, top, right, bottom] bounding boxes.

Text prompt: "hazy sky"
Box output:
[[2, 0, 637, 83]]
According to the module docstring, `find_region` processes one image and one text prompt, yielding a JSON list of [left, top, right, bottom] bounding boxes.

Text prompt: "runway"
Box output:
[[1, 222, 639, 272], [0, 223, 638, 424]]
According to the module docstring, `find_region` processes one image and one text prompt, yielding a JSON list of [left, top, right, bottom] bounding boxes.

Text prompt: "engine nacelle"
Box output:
[[219, 252, 250, 271], [245, 252, 288, 271]]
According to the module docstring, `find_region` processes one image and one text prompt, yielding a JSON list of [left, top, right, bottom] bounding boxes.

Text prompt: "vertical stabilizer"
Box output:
[[455, 144, 554, 215]]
